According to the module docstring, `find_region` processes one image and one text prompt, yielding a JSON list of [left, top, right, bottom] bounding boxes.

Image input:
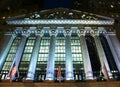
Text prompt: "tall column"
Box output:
[[7, 36, 27, 78], [94, 35, 112, 78], [109, 35, 120, 63], [45, 35, 56, 80], [106, 35, 120, 72], [26, 36, 41, 80], [0, 35, 16, 70], [80, 35, 93, 80], [65, 35, 74, 80]]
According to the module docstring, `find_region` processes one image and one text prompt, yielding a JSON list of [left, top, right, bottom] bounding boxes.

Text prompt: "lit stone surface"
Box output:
[[0, 8, 120, 82]]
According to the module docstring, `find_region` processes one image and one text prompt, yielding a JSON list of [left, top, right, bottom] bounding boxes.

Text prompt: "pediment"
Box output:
[[6, 8, 114, 25]]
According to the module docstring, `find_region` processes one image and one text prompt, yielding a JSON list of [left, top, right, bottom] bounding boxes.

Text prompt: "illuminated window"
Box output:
[[55, 36, 65, 79], [35, 36, 50, 81], [2, 37, 21, 71], [18, 36, 36, 79], [71, 36, 84, 80]]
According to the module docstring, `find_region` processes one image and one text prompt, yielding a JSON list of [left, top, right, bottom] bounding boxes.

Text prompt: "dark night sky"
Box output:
[[0, 0, 73, 11], [44, 0, 72, 9]]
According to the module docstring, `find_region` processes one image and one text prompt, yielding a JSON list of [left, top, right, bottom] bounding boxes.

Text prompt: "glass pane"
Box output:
[[36, 36, 50, 81], [19, 37, 36, 72], [71, 36, 84, 76], [2, 37, 21, 71], [55, 36, 65, 80]]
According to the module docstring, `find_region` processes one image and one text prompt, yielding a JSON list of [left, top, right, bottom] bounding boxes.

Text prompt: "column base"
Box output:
[[86, 76, 94, 80], [22, 78, 33, 82], [22, 79, 33, 82]]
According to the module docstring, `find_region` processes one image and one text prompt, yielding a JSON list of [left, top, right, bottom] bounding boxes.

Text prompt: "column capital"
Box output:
[[50, 29, 57, 36], [12, 34, 17, 39], [21, 31, 31, 37], [39, 32, 44, 37], [77, 29, 85, 37], [64, 29, 71, 37], [25, 33, 31, 37], [78, 27, 96, 37], [93, 32, 99, 37]]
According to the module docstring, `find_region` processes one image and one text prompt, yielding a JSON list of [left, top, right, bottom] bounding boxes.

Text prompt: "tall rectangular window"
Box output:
[[55, 36, 65, 80], [35, 36, 50, 81], [18, 37, 36, 79], [71, 36, 84, 81]]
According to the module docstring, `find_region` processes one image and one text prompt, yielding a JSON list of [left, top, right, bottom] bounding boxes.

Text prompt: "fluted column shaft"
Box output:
[[106, 35, 120, 72], [109, 35, 120, 64], [65, 35, 74, 80], [80, 35, 93, 80], [0, 35, 15, 70], [26, 36, 41, 80], [46, 35, 56, 80], [94, 35, 112, 78]]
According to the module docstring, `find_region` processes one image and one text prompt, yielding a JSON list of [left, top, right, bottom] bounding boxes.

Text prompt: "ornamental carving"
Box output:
[[24, 8, 102, 20]]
